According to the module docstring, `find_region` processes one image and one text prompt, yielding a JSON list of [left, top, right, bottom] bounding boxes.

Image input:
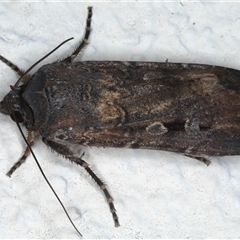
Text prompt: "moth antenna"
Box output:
[[14, 37, 74, 87], [62, 6, 93, 63], [14, 121, 82, 236]]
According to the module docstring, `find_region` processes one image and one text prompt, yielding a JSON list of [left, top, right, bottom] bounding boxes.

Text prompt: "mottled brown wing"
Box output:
[[24, 61, 240, 156]]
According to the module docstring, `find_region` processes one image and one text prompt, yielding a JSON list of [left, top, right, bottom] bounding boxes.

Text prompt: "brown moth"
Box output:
[[1, 5, 240, 237]]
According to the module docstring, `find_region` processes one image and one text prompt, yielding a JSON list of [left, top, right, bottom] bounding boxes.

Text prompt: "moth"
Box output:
[[1, 6, 240, 236]]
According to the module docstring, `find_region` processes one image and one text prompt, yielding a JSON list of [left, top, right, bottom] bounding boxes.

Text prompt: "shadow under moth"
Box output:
[[1, 6, 240, 236]]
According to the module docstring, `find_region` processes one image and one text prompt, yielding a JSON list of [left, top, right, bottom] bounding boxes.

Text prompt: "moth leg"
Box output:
[[62, 6, 93, 63], [0, 55, 31, 83], [184, 154, 211, 166], [72, 157, 120, 227], [6, 130, 35, 177], [43, 138, 120, 227]]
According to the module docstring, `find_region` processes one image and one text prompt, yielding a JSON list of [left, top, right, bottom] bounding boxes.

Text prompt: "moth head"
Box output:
[[0, 85, 25, 123]]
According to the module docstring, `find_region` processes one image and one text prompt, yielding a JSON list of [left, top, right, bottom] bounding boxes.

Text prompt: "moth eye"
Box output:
[[10, 111, 24, 123]]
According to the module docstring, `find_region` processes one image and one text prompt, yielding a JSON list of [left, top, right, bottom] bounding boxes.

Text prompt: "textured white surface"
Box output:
[[1, 1, 240, 239]]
